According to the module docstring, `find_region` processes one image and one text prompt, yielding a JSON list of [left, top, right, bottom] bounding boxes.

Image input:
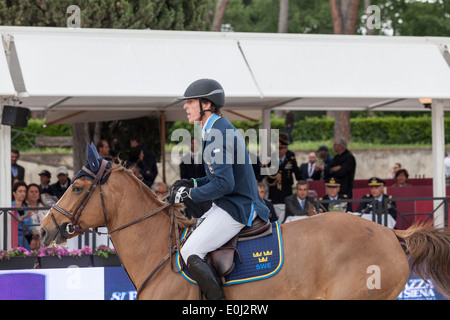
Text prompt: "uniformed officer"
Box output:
[[169, 79, 270, 300], [356, 177, 397, 220], [265, 133, 301, 204], [319, 177, 349, 212]]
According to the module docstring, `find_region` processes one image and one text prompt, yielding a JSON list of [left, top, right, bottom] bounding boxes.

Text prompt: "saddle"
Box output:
[[205, 217, 272, 283]]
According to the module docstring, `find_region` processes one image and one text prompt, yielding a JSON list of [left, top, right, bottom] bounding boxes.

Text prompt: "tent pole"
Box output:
[[0, 98, 12, 250], [431, 99, 445, 227], [161, 111, 166, 184]]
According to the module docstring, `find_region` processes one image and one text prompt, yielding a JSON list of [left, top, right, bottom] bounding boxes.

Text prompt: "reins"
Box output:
[[48, 160, 186, 298]]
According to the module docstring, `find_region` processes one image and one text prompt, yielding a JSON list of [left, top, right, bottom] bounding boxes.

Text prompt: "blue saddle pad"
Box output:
[[176, 221, 283, 286]]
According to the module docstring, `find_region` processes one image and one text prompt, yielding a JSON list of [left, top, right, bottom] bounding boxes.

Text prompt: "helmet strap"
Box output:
[[199, 98, 205, 121], [199, 99, 214, 122]]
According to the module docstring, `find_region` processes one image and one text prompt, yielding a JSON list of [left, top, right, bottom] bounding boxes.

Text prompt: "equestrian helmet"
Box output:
[[178, 79, 225, 108]]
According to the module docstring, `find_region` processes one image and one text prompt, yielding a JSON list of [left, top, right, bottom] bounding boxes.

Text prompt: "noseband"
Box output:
[[50, 159, 110, 237]]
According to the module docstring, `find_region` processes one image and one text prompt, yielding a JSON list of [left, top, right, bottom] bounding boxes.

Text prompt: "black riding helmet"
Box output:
[[178, 79, 225, 120]]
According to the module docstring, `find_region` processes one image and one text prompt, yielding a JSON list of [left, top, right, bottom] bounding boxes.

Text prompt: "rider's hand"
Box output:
[[171, 179, 194, 192], [168, 186, 193, 205]]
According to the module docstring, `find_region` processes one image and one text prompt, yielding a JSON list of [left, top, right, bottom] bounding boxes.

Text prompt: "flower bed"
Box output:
[[0, 245, 120, 270], [92, 244, 121, 267], [0, 247, 37, 270], [36, 246, 94, 269]]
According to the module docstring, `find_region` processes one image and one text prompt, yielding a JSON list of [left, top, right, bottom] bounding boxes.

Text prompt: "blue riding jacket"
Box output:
[[190, 114, 269, 226]]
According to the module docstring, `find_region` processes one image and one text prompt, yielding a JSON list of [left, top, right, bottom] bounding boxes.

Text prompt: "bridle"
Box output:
[[48, 159, 185, 298], [50, 159, 110, 237]]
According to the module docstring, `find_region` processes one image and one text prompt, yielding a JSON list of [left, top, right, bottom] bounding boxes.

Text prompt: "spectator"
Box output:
[[284, 181, 315, 223], [50, 166, 70, 199], [445, 153, 450, 185], [25, 183, 45, 250], [356, 177, 397, 221], [391, 169, 411, 187], [11, 149, 25, 182], [38, 170, 53, 195], [284, 110, 295, 143], [315, 145, 333, 179], [152, 181, 168, 200], [96, 139, 112, 161], [257, 182, 277, 222], [11, 181, 32, 250], [180, 137, 206, 180], [318, 177, 349, 212], [389, 163, 402, 179], [129, 146, 153, 188], [325, 137, 356, 198], [130, 133, 158, 187], [299, 152, 322, 181], [266, 133, 301, 204]]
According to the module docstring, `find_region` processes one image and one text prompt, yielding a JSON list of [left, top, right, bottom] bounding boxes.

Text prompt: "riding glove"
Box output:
[[168, 186, 193, 205], [171, 178, 195, 191]]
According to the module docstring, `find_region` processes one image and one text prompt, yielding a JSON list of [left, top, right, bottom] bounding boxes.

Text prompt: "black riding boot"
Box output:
[[187, 255, 225, 300]]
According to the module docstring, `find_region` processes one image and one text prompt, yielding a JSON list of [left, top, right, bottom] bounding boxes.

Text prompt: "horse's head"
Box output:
[[40, 142, 112, 246]]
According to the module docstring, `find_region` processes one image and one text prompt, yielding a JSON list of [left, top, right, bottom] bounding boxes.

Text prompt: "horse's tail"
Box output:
[[393, 223, 450, 298]]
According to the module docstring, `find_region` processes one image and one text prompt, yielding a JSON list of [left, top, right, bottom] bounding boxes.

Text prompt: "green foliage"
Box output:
[[224, 0, 333, 33], [0, 0, 209, 30], [22, 119, 72, 136], [11, 119, 72, 150], [170, 115, 445, 146], [291, 117, 334, 142]]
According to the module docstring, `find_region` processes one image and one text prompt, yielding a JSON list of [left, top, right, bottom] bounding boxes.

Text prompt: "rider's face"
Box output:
[[183, 99, 201, 124]]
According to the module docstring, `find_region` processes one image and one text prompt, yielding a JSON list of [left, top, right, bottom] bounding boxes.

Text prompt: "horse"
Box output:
[[40, 162, 450, 300]]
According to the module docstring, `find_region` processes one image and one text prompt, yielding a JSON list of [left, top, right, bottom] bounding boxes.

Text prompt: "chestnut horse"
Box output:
[[40, 163, 450, 299]]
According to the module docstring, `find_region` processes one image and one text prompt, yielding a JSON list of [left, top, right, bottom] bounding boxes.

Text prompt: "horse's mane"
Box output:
[[109, 162, 195, 229]]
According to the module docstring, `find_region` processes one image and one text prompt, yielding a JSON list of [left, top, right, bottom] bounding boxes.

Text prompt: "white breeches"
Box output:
[[180, 203, 255, 264]]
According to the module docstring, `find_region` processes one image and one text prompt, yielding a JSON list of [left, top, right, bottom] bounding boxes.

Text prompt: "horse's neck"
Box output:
[[106, 175, 172, 290]]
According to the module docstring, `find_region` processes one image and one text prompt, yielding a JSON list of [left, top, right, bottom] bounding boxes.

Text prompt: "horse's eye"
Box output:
[[72, 186, 83, 193]]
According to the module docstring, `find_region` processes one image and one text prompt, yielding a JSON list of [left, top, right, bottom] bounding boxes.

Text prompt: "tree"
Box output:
[[278, 0, 289, 33], [329, 0, 360, 142], [212, 0, 231, 31], [0, 0, 210, 171]]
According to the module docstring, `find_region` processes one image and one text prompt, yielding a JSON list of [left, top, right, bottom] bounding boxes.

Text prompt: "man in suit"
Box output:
[[179, 137, 206, 180], [299, 152, 322, 181], [49, 166, 70, 199], [257, 182, 278, 222], [284, 180, 315, 222], [357, 177, 397, 220], [265, 133, 302, 204], [169, 79, 270, 300], [318, 177, 349, 212], [11, 149, 25, 182], [38, 170, 53, 195], [324, 137, 356, 198]]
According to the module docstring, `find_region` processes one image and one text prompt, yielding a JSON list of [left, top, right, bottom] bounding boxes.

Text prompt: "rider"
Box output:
[[168, 78, 270, 300]]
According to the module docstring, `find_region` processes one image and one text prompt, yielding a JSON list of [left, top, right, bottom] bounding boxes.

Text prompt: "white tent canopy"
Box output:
[[0, 39, 15, 96], [1, 27, 449, 249], [3, 27, 450, 123]]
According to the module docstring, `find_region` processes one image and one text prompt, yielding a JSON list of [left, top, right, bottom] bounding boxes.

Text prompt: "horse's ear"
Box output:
[[86, 142, 101, 172]]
